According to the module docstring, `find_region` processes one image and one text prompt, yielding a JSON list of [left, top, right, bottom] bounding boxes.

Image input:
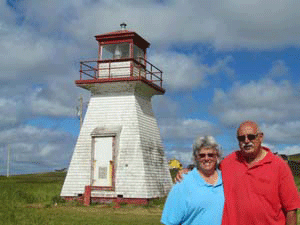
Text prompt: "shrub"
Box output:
[[52, 195, 66, 205]]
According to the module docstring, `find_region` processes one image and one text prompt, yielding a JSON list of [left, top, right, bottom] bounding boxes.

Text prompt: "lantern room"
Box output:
[[96, 23, 148, 62], [76, 23, 164, 94]]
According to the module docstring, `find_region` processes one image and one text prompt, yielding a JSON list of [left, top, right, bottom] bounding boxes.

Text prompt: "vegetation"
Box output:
[[0, 171, 299, 224], [289, 154, 300, 162], [169, 168, 179, 183], [0, 172, 163, 224], [294, 175, 300, 189]]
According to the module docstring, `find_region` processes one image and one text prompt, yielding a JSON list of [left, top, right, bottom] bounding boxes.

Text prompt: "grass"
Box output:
[[294, 175, 300, 189], [1, 206, 162, 225], [1, 171, 300, 224], [0, 172, 163, 224], [289, 154, 300, 162]]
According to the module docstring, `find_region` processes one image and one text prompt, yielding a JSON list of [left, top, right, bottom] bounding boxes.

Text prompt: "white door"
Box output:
[[93, 137, 113, 186]]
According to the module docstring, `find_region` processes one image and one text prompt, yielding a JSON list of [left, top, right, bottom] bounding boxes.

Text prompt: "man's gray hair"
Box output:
[[192, 136, 221, 158]]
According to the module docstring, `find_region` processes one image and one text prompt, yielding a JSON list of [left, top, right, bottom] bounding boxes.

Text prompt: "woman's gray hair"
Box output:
[[192, 136, 221, 158]]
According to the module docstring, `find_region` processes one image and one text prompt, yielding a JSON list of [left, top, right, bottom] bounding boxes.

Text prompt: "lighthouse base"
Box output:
[[60, 84, 173, 202], [81, 185, 158, 206], [63, 186, 157, 207]]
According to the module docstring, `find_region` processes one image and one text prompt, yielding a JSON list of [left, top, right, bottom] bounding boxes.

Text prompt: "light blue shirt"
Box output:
[[161, 168, 224, 225]]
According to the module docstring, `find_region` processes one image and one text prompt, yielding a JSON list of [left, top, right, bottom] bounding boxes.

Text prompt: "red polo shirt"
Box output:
[[221, 147, 300, 225]]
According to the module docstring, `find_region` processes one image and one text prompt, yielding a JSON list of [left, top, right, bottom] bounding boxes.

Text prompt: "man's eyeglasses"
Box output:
[[197, 153, 217, 158], [237, 134, 259, 142]]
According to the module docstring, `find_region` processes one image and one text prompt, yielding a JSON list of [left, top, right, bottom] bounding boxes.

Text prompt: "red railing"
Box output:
[[79, 58, 163, 88]]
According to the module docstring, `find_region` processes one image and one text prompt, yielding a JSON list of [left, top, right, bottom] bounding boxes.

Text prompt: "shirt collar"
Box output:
[[192, 168, 223, 187], [236, 146, 273, 167]]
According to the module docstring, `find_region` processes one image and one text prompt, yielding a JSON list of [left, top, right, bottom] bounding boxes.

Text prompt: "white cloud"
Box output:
[[267, 60, 289, 77], [153, 95, 180, 119], [280, 145, 300, 155], [261, 121, 300, 144], [212, 76, 300, 144], [31, 98, 74, 117], [0, 17, 88, 120], [149, 52, 234, 90], [0, 1, 15, 25], [59, 0, 300, 50], [159, 118, 219, 141], [29, 80, 82, 117], [260, 143, 277, 152], [207, 56, 235, 77], [0, 24, 56, 80], [211, 0, 300, 49], [4, 0, 300, 51], [13, 79, 87, 122], [149, 52, 207, 90], [0, 125, 75, 170], [265, 143, 300, 155], [212, 79, 300, 126], [0, 98, 17, 127]]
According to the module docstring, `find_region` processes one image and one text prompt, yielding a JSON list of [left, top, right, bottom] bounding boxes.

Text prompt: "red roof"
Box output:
[[96, 29, 134, 36], [95, 29, 150, 49]]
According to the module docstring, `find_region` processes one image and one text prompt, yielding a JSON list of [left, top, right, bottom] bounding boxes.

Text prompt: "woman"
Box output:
[[161, 136, 224, 225]]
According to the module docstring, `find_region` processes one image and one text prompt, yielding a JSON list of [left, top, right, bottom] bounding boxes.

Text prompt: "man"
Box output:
[[176, 120, 300, 225], [221, 120, 300, 225]]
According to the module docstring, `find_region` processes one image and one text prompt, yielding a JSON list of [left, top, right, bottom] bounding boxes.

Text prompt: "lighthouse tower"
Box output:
[[60, 24, 173, 205]]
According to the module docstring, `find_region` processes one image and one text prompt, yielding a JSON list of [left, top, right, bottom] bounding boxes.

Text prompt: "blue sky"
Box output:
[[1, 0, 300, 175]]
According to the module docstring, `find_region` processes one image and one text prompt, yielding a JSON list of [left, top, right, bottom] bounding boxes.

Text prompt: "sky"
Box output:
[[1, 0, 300, 175]]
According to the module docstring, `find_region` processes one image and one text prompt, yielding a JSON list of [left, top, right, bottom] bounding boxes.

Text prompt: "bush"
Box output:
[[16, 190, 37, 204], [52, 195, 66, 204]]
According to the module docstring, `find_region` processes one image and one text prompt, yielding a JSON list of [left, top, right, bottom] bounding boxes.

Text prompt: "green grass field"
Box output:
[[294, 175, 300, 187], [0, 172, 163, 224], [1, 171, 300, 224], [289, 154, 300, 162]]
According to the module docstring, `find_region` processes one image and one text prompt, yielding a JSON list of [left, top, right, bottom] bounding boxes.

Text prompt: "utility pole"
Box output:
[[7, 144, 10, 177], [76, 94, 84, 130]]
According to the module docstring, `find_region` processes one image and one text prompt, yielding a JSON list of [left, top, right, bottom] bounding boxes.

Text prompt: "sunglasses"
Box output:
[[237, 134, 259, 142], [197, 153, 217, 158]]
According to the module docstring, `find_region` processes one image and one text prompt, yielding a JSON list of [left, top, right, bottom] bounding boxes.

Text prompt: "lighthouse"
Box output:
[[60, 24, 173, 205]]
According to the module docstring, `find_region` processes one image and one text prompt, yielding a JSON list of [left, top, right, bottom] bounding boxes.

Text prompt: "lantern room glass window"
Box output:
[[101, 43, 130, 60], [133, 44, 145, 63]]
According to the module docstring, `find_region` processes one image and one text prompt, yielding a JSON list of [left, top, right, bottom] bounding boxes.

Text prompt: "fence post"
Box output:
[[84, 186, 91, 206]]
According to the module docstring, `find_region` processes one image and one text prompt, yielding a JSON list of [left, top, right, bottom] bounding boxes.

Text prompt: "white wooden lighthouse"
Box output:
[[60, 24, 173, 205]]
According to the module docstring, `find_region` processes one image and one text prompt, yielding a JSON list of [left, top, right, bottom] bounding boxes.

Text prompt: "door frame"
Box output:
[[90, 126, 122, 191]]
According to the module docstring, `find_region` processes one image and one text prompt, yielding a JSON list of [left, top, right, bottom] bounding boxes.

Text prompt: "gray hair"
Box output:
[[193, 136, 221, 158]]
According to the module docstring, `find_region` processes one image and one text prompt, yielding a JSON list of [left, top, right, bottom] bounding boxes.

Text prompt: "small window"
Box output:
[[98, 167, 107, 179], [101, 43, 130, 60]]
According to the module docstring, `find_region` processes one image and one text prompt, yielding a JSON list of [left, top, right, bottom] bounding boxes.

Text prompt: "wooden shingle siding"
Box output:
[[61, 84, 172, 199], [98, 62, 131, 78]]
